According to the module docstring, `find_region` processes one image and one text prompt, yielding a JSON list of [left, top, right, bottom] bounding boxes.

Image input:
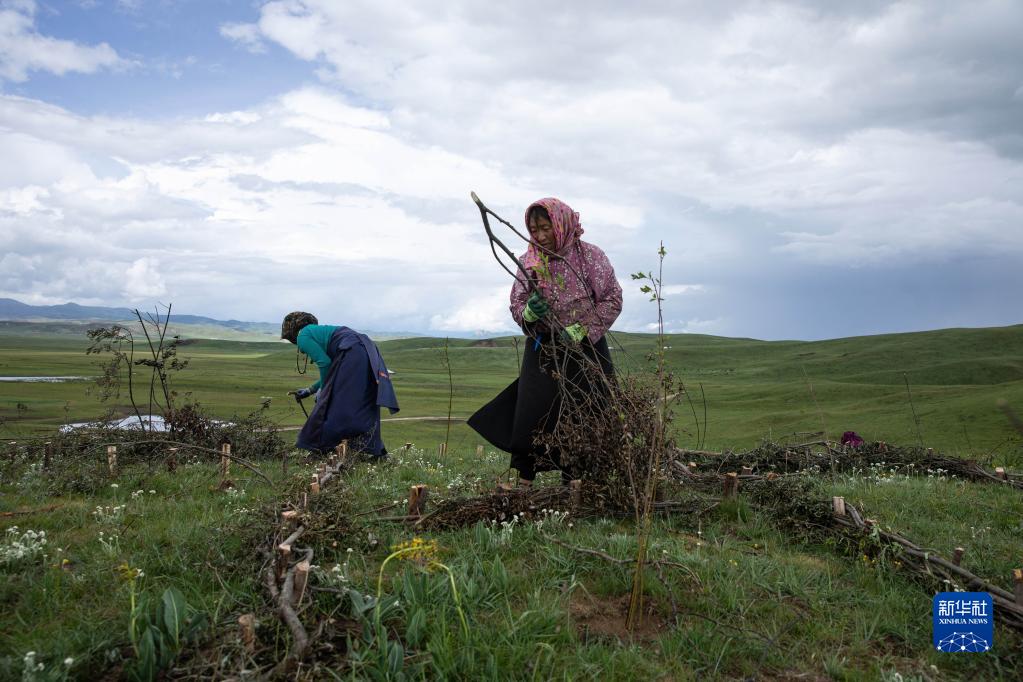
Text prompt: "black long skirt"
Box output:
[[467, 333, 613, 477]]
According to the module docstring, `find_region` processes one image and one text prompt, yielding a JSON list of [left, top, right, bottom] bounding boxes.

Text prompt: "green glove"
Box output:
[[562, 323, 587, 343], [522, 291, 549, 323]]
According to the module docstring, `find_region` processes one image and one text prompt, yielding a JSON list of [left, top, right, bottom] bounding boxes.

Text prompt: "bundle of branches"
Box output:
[[536, 359, 676, 513], [684, 440, 1021, 489], [417, 482, 605, 531]]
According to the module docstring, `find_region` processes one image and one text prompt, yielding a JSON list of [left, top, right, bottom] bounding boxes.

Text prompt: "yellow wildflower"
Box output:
[[390, 537, 440, 566]]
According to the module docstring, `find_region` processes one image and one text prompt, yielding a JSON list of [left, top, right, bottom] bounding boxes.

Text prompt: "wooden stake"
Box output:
[[952, 547, 965, 566], [927, 447, 934, 456], [107, 445, 117, 475], [1013, 569, 1023, 607], [294, 560, 311, 605], [310, 479, 320, 495], [476, 444, 484, 457], [276, 543, 292, 579], [723, 472, 739, 499], [407, 485, 429, 517], [220, 442, 231, 479], [281, 510, 300, 525], [238, 613, 256, 653], [166, 447, 178, 473], [302, 492, 308, 509], [340, 440, 348, 458], [404, 442, 412, 452], [995, 467, 1007, 481], [7, 441, 16, 463], [43, 441, 52, 469], [688, 461, 697, 470], [438, 442, 447, 456], [740, 466, 753, 476], [569, 479, 582, 512], [832, 496, 846, 516]]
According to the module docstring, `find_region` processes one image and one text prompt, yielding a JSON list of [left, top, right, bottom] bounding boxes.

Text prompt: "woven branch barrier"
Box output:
[[678, 440, 1022, 490], [832, 504, 1023, 631], [671, 468, 1023, 633], [409, 464, 1023, 634]]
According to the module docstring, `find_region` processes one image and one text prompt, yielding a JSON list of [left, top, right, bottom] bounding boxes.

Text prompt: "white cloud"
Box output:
[[220, 21, 266, 54], [429, 287, 516, 334], [3, 1, 1023, 339], [123, 257, 166, 299], [0, 89, 641, 329], [0, 0, 124, 82], [661, 285, 706, 297], [228, 0, 1023, 269]]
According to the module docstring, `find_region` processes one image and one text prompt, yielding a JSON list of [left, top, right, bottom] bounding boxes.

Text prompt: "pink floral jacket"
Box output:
[[509, 240, 622, 344]]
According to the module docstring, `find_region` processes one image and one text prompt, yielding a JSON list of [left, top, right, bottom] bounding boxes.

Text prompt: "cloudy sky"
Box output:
[[1, 0, 1020, 340]]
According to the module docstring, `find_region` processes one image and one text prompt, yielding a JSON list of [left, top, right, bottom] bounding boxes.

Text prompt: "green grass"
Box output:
[[3, 324, 1022, 459], [1, 323, 1022, 679]]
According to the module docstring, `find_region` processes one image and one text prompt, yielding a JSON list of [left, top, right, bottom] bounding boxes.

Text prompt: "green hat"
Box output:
[[281, 311, 318, 343]]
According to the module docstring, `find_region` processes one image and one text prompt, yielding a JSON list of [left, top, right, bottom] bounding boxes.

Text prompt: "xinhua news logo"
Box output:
[[933, 592, 993, 653]]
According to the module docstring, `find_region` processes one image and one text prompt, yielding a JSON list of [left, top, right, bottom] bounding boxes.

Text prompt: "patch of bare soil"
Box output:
[[570, 592, 671, 644]]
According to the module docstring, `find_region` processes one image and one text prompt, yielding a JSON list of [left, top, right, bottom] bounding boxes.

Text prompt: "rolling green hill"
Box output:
[[1, 324, 1020, 461]]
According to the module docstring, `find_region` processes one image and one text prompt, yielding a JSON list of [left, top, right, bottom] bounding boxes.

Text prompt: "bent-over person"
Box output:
[[281, 312, 398, 457]]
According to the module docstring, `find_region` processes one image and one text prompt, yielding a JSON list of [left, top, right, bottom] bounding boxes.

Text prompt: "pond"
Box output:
[[0, 376, 93, 382]]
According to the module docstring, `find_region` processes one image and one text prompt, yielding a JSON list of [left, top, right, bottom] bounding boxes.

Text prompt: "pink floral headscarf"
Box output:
[[521, 197, 585, 270]]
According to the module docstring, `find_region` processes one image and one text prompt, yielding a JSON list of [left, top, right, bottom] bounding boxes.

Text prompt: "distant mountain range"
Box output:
[[0, 298, 425, 341], [0, 298, 274, 331]]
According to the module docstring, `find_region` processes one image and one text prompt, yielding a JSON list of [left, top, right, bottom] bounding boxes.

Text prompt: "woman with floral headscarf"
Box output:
[[468, 198, 622, 487]]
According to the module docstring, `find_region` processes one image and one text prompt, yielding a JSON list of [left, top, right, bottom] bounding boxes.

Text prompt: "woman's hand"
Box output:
[[294, 387, 313, 400], [562, 323, 588, 344], [522, 291, 550, 322]]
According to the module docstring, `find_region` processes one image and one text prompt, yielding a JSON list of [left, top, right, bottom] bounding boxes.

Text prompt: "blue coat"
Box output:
[[296, 327, 398, 455]]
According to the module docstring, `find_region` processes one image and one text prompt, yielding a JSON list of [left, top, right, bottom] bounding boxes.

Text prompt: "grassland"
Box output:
[[2, 324, 1022, 460], [1, 323, 1021, 680]]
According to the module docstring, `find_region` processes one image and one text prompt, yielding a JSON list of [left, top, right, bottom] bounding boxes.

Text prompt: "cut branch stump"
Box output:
[[723, 472, 739, 499], [294, 560, 310, 605], [43, 441, 52, 469], [276, 544, 292, 580], [952, 547, 965, 566], [238, 613, 256, 653], [166, 447, 178, 473], [832, 496, 846, 516], [407, 485, 429, 518], [220, 442, 231, 480], [107, 446, 117, 476], [569, 479, 582, 512]]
